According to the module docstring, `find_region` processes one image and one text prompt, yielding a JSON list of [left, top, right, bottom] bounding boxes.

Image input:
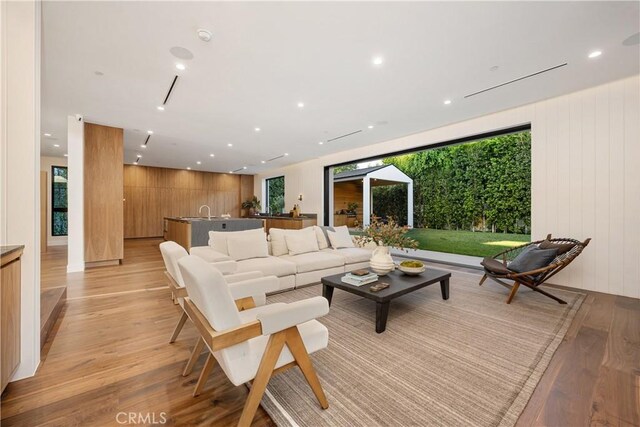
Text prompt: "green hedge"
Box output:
[[372, 131, 531, 234]]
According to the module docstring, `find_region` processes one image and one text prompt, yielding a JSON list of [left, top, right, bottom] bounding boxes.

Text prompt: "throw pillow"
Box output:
[[329, 225, 355, 249], [268, 228, 289, 257], [226, 234, 269, 261], [327, 229, 355, 249], [285, 229, 320, 256], [508, 246, 558, 273], [539, 239, 575, 256], [208, 228, 265, 255], [314, 226, 330, 250]]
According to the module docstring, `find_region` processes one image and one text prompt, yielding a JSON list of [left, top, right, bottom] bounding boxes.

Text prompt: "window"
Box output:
[[325, 126, 532, 258], [265, 176, 285, 214], [51, 166, 68, 236]]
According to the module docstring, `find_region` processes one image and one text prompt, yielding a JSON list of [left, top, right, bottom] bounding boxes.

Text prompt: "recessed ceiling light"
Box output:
[[261, 160, 266, 164], [147, 130, 153, 134], [368, 125, 374, 129], [187, 167, 191, 170], [229, 171, 233, 174], [444, 99, 452, 105], [43, 133, 51, 137], [53, 144, 60, 148], [209, 153, 215, 157], [372, 56, 384, 66], [197, 29, 213, 43], [157, 106, 165, 111], [196, 161, 201, 165], [297, 102, 304, 108], [254, 127, 261, 132], [227, 143, 233, 147], [140, 144, 146, 148], [176, 63, 186, 70], [137, 154, 142, 158], [63, 154, 68, 157], [588, 50, 602, 59], [284, 153, 289, 156], [318, 141, 324, 145], [243, 166, 247, 170]]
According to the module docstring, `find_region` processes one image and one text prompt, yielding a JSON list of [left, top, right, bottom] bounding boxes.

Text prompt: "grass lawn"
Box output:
[[349, 228, 530, 257], [404, 228, 530, 258]]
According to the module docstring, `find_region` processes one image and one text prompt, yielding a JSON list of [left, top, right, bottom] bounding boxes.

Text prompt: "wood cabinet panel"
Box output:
[[1, 250, 22, 392], [123, 165, 255, 238], [84, 123, 123, 263]]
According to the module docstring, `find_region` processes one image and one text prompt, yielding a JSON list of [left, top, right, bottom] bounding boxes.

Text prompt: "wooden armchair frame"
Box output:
[[183, 297, 329, 427], [479, 234, 591, 304]]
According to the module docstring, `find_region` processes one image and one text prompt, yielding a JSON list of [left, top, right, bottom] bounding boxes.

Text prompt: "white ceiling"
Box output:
[[41, 1, 639, 173]]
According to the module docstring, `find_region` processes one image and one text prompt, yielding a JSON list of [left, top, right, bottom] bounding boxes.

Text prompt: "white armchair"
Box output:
[[159, 241, 274, 375], [178, 255, 330, 426]]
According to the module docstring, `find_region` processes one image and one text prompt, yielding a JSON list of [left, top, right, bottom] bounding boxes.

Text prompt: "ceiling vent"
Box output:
[[464, 63, 568, 99], [163, 75, 179, 105], [327, 129, 362, 143]]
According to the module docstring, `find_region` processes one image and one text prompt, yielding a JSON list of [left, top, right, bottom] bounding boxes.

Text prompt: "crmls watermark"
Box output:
[[115, 412, 168, 425]]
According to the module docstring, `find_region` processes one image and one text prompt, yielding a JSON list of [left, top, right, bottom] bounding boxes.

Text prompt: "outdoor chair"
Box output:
[[178, 255, 329, 426], [479, 234, 591, 304]]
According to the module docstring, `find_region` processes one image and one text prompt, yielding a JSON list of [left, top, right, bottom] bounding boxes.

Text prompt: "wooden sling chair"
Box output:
[[159, 241, 271, 376], [178, 255, 330, 427], [479, 234, 591, 304]]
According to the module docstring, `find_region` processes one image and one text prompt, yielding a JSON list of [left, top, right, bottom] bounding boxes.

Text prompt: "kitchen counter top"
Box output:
[[165, 217, 263, 223], [248, 214, 317, 220], [1, 245, 24, 258]]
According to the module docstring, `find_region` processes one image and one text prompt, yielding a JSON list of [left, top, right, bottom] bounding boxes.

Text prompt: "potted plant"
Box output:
[[355, 217, 418, 275], [241, 196, 261, 216]]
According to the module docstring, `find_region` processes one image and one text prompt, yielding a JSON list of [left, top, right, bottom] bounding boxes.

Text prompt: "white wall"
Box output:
[[0, 0, 42, 379], [255, 75, 640, 298], [66, 115, 84, 272], [40, 156, 68, 246]]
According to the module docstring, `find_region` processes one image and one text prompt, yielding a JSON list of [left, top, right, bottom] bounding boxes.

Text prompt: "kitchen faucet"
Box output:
[[198, 205, 212, 220]]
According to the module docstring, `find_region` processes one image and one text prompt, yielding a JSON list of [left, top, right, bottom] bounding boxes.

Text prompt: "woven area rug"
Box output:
[[260, 270, 584, 427]]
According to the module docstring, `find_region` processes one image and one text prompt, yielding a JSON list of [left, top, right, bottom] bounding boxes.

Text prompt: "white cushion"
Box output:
[[314, 226, 330, 250], [160, 241, 189, 286], [285, 228, 319, 256], [237, 302, 287, 323], [324, 247, 373, 264], [281, 251, 345, 273], [236, 256, 297, 277], [257, 297, 329, 335], [190, 246, 232, 263], [208, 228, 265, 255], [220, 319, 328, 386], [327, 227, 355, 249], [227, 234, 269, 261]]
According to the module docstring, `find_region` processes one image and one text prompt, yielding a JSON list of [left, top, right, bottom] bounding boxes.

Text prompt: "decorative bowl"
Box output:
[[370, 261, 395, 276], [398, 260, 426, 276]]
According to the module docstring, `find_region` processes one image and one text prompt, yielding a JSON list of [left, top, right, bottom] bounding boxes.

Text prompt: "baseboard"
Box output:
[[85, 259, 121, 268]]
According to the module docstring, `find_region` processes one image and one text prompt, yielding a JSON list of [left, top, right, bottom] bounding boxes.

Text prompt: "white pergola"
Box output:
[[333, 165, 413, 227]]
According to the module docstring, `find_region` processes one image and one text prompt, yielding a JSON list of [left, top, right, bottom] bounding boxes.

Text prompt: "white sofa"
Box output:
[[189, 225, 372, 292]]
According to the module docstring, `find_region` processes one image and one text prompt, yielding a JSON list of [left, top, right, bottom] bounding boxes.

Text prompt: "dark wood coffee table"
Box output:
[[321, 268, 451, 333]]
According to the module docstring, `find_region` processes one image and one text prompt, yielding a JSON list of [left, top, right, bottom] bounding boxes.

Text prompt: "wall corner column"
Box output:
[[66, 115, 84, 272]]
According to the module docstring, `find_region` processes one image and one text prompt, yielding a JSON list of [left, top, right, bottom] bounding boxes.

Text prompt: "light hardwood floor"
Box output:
[[1, 238, 637, 426]]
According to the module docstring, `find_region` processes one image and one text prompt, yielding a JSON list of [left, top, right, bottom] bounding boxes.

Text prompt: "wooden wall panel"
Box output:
[[123, 165, 255, 238], [84, 123, 124, 263], [334, 181, 363, 222]]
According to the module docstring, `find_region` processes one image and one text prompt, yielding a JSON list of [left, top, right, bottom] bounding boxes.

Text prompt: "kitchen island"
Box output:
[[164, 217, 264, 250], [248, 214, 317, 234]]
